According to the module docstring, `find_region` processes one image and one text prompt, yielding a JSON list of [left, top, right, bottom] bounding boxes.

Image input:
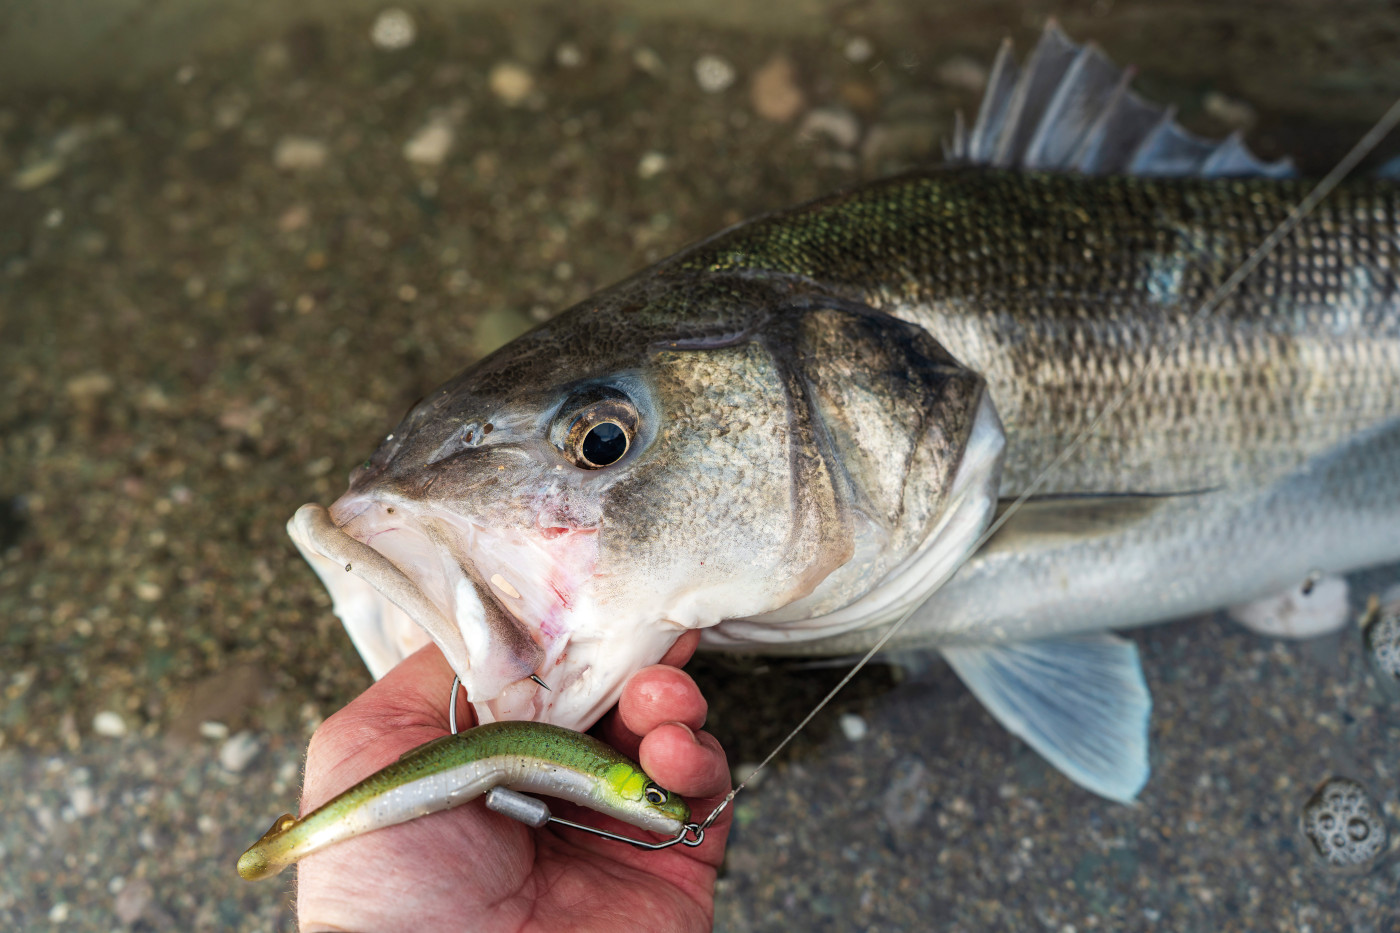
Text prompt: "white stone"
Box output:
[[694, 54, 736, 94], [843, 36, 873, 64], [798, 107, 860, 150], [370, 9, 416, 50], [92, 710, 127, 738], [489, 62, 535, 107], [1228, 573, 1350, 638], [404, 118, 455, 167], [199, 720, 229, 740], [69, 785, 97, 818], [636, 151, 668, 179], [555, 42, 583, 68], [839, 712, 868, 741], [273, 136, 328, 171], [219, 731, 261, 773]]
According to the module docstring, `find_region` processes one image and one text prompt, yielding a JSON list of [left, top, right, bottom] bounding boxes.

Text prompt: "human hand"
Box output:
[[296, 631, 732, 932]]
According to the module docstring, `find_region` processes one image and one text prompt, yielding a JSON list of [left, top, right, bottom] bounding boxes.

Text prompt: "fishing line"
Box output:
[[695, 93, 1400, 834]]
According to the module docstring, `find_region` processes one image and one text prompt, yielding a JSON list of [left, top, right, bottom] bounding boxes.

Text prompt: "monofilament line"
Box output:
[[697, 94, 1400, 833]]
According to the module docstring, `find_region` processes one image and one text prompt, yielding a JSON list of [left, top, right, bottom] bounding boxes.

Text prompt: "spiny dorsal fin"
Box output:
[[949, 21, 1296, 179]]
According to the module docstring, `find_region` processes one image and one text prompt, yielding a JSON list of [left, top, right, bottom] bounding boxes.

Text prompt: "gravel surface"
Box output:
[[3, 3, 1399, 930]]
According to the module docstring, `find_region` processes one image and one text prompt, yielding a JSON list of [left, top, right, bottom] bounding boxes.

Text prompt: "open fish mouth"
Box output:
[[287, 495, 660, 729]]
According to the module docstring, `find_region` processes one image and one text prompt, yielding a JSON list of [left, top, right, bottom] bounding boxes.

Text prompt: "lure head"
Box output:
[[601, 762, 691, 836]]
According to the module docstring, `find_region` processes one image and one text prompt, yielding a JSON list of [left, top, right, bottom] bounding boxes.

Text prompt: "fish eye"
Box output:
[[581, 421, 628, 466], [555, 388, 639, 470], [643, 783, 667, 805]]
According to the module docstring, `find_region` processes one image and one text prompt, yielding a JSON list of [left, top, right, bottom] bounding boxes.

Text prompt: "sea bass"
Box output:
[[289, 25, 1400, 802]]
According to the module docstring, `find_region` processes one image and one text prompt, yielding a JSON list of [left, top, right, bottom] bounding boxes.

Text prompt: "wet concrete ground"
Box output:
[[2, 2, 1399, 929]]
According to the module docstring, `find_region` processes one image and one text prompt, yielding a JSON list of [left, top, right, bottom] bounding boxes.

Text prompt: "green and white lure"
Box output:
[[236, 719, 695, 881]]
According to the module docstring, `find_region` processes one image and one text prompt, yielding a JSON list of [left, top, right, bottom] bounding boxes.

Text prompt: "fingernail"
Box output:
[[662, 721, 698, 744]]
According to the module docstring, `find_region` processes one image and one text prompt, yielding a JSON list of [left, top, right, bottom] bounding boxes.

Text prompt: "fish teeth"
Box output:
[[491, 573, 522, 600]]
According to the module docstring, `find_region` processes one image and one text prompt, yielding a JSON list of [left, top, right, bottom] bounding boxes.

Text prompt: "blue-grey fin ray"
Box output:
[[1376, 154, 1400, 178], [942, 635, 1152, 803], [993, 22, 1081, 167], [953, 20, 1296, 178], [964, 38, 1018, 163]]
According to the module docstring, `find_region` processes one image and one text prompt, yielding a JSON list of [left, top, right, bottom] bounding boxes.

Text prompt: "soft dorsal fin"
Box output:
[[949, 21, 1296, 179]]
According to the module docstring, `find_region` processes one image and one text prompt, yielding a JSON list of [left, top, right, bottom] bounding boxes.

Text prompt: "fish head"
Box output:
[[289, 274, 1000, 730]]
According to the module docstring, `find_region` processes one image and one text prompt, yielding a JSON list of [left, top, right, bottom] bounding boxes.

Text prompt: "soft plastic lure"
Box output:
[[237, 720, 691, 881]]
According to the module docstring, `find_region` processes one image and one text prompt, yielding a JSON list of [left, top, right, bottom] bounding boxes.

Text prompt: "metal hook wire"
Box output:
[[548, 814, 706, 850]]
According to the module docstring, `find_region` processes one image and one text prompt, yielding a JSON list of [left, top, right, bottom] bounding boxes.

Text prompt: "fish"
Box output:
[[236, 720, 689, 881], [287, 23, 1400, 803]]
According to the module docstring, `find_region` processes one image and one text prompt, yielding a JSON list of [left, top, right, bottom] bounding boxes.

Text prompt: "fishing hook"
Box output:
[[447, 673, 548, 735]]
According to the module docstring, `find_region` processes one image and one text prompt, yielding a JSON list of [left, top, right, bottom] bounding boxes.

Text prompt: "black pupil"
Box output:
[[582, 422, 627, 465]]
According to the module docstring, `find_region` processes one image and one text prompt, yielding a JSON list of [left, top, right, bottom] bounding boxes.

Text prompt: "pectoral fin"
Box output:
[[942, 634, 1151, 803]]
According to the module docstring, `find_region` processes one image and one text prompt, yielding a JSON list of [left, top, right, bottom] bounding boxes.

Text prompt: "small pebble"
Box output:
[[273, 136, 328, 172], [633, 47, 664, 75], [751, 55, 805, 123], [882, 758, 932, 833], [69, 785, 97, 818], [839, 712, 868, 741], [219, 731, 262, 773], [199, 720, 230, 740], [65, 371, 114, 400], [370, 8, 417, 50], [12, 157, 64, 191], [1300, 777, 1387, 869], [798, 106, 861, 150], [844, 36, 874, 64], [1228, 573, 1349, 638], [731, 760, 766, 789], [636, 151, 668, 179], [694, 54, 736, 94], [93, 710, 127, 738], [489, 62, 535, 106], [1204, 91, 1257, 130], [135, 581, 163, 602], [937, 55, 989, 93], [49, 903, 69, 922], [404, 117, 455, 167], [278, 204, 311, 233], [555, 42, 583, 68], [113, 879, 153, 925]]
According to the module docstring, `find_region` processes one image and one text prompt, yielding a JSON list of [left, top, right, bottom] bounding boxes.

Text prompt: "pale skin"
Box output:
[[297, 630, 733, 932]]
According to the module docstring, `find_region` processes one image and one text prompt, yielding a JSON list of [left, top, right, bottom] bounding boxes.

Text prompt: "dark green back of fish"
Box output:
[[672, 169, 1400, 495]]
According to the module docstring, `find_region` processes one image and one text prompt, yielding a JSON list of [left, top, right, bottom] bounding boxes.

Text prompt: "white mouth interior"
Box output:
[[287, 500, 682, 730]]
